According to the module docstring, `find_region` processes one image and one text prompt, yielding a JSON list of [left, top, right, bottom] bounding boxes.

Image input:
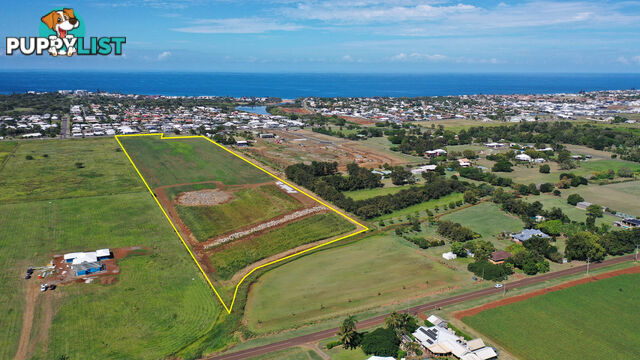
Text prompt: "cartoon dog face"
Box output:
[[41, 9, 79, 38]]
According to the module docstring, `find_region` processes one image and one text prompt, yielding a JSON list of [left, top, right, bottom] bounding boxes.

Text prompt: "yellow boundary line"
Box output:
[[115, 133, 368, 314]]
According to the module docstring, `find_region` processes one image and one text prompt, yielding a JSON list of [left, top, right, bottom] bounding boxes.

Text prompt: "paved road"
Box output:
[[60, 116, 69, 139], [206, 254, 635, 360]]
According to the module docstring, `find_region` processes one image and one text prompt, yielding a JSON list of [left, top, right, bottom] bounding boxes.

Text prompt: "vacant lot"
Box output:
[[0, 138, 222, 359], [245, 234, 472, 333], [463, 272, 640, 360], [177, 185, 302, 241], [566, 181, 640, 216], [441, 202, 524, 246], [0, 138, 142, 203], [210, 212, 355, 280], [120, 136, 272, 187], [373, 192, 464, 221], [343, 183, 418, 201]]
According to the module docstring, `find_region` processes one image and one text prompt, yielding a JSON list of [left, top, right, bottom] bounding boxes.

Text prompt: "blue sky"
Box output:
[[2, 0, 640, 72]]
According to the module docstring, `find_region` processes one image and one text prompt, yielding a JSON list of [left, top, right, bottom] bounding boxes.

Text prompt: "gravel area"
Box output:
[[176, 189, 233, 206]]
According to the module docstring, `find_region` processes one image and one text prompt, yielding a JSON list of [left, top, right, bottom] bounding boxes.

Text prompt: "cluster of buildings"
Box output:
[[62, 248, 112, 276], [0, 114, 59, 138], [304, 90, 640, 123]]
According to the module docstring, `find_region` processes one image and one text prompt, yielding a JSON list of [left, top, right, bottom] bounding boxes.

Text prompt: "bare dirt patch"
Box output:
[[175, 189, 233, 206], [453, 264, 640, 320]]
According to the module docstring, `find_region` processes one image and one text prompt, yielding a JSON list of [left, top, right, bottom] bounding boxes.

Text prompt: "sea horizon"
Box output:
[[1, 71, 639, 98]]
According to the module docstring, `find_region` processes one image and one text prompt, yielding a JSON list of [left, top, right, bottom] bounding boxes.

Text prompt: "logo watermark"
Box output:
[[5, 8, 125, 56]]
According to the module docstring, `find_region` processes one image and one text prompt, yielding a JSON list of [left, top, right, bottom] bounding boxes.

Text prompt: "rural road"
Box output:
[[206, 254, 635, 360]]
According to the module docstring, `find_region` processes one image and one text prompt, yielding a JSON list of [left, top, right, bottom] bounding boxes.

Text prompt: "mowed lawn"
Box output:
[[343, 183, 419, 201], [0, 140, 17, 165], [119, 136, 272, 188], [245, 234, 472, 333], [441, 202, 524, 244], [210, 212, 355, 280], [564, 181, 640, 216], [0, 138, 222, 359], [177, 185, 302, 241], [0, 138, 142, 203], [247, 347, 324, 360], [463, 272, 640, 360]]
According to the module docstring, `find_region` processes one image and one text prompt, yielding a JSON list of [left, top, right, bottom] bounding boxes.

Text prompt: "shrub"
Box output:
[[539, 183, 554, 193], [25, 155, 34, 160], [539, 164, 551, 173], [468, 260, 513, 281], [326, 340, 342, 350], [567, 193, 584, 206], [360, 327, 400, 357]]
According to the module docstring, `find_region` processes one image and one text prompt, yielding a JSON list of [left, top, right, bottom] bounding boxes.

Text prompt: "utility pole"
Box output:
[[635, 244, 638, 262], [503, 276, 507, 296], [586, 257, 590, 275]]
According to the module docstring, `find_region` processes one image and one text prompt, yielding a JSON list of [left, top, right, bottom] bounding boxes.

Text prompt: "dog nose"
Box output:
[[69, 18, 78, 25]]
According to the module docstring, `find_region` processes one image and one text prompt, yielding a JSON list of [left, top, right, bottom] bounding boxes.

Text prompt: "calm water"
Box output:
[[1, 71, 639, 98], [235, 105, 269, 115]]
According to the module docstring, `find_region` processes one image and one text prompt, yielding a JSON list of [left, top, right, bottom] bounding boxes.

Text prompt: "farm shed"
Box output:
[[96, 248, 112, 261], [74, 261, 104, 276]]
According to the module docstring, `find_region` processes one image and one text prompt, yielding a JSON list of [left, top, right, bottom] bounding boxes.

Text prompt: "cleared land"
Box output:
[[120, 135, 359, 292], [0, 138, 141, 203], [177, 184, 303, 241], [564, 181, 640, 216], [0, 139, 221, 359], [462, 272, 640, 360], [245, 234, 472, 333], [120, 136, 272, 187], [342, 183, 419, 201], [0, 140, 17, 165], [210, 213, 355, 280]]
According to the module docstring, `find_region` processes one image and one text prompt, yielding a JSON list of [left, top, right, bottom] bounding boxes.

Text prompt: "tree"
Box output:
[[360, 327, 400, 357], [565, 231, 605, 261], [451, 242, 467, 257], [492, 160, 513, 172], [385, 312, 418, 337], [390, 167, 413, 185], [473, 239, 496, 261], [463, 190, 477, 204], [539, 164, 551, 173], [567, 193, 584, 206], [617, 167, 634, 178], [338, 315, 361, 349], [463, 149, 477, 159], [539, 183, 554, 193], [586, 204, 603, 218]]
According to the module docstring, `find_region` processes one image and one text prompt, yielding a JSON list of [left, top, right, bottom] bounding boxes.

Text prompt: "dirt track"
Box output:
[[204, 254, 636, 360]]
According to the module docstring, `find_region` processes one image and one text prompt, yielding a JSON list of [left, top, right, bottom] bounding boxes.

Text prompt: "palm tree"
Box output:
[[338, 315, 360, 349]]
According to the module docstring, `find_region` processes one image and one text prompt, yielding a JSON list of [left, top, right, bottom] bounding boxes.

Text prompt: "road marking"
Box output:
[[115, 133, 369, 314]]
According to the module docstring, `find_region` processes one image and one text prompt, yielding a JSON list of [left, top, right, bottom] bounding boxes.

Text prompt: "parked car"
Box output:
[[494, 283, 504, 288], [40, 284, 48, 292], [48, 284, 56, 290]]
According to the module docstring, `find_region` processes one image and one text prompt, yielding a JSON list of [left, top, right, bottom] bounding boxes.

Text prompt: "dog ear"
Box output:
[[41, 11, 57, 29], [63, 8, 75, 19]]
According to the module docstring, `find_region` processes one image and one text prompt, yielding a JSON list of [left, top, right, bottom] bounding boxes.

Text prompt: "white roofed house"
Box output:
[[515, 153, 532, 162], [425, 149, 447, 158], [412, 314, 498, 360]]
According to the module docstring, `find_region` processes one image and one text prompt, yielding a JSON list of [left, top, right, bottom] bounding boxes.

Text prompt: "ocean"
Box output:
[[1, 71, 639, 98]]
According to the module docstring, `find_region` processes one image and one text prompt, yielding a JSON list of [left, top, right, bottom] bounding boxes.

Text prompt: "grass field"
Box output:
[[120, 136, 272, 188], [0, 138, 143, 203], [373, 192, 464, 221], [0, 140, 17, 165], [0, 138, 224, 359], [564, 181, 640, 216], [441, 202, 524, 246], [245, 234, 472, 333], [210, 212, 355, 280], [358, 137, 424, 163], [524, 194, 618, 226], [463, 273, 640, 360], [342, 184, 419, 201], [177, 185, 302, 241]]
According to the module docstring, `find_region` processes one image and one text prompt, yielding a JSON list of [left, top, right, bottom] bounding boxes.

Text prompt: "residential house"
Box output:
[[511, 229, 550, 243], [490, 250, 513, 264], [425, 149, 447, 158]]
